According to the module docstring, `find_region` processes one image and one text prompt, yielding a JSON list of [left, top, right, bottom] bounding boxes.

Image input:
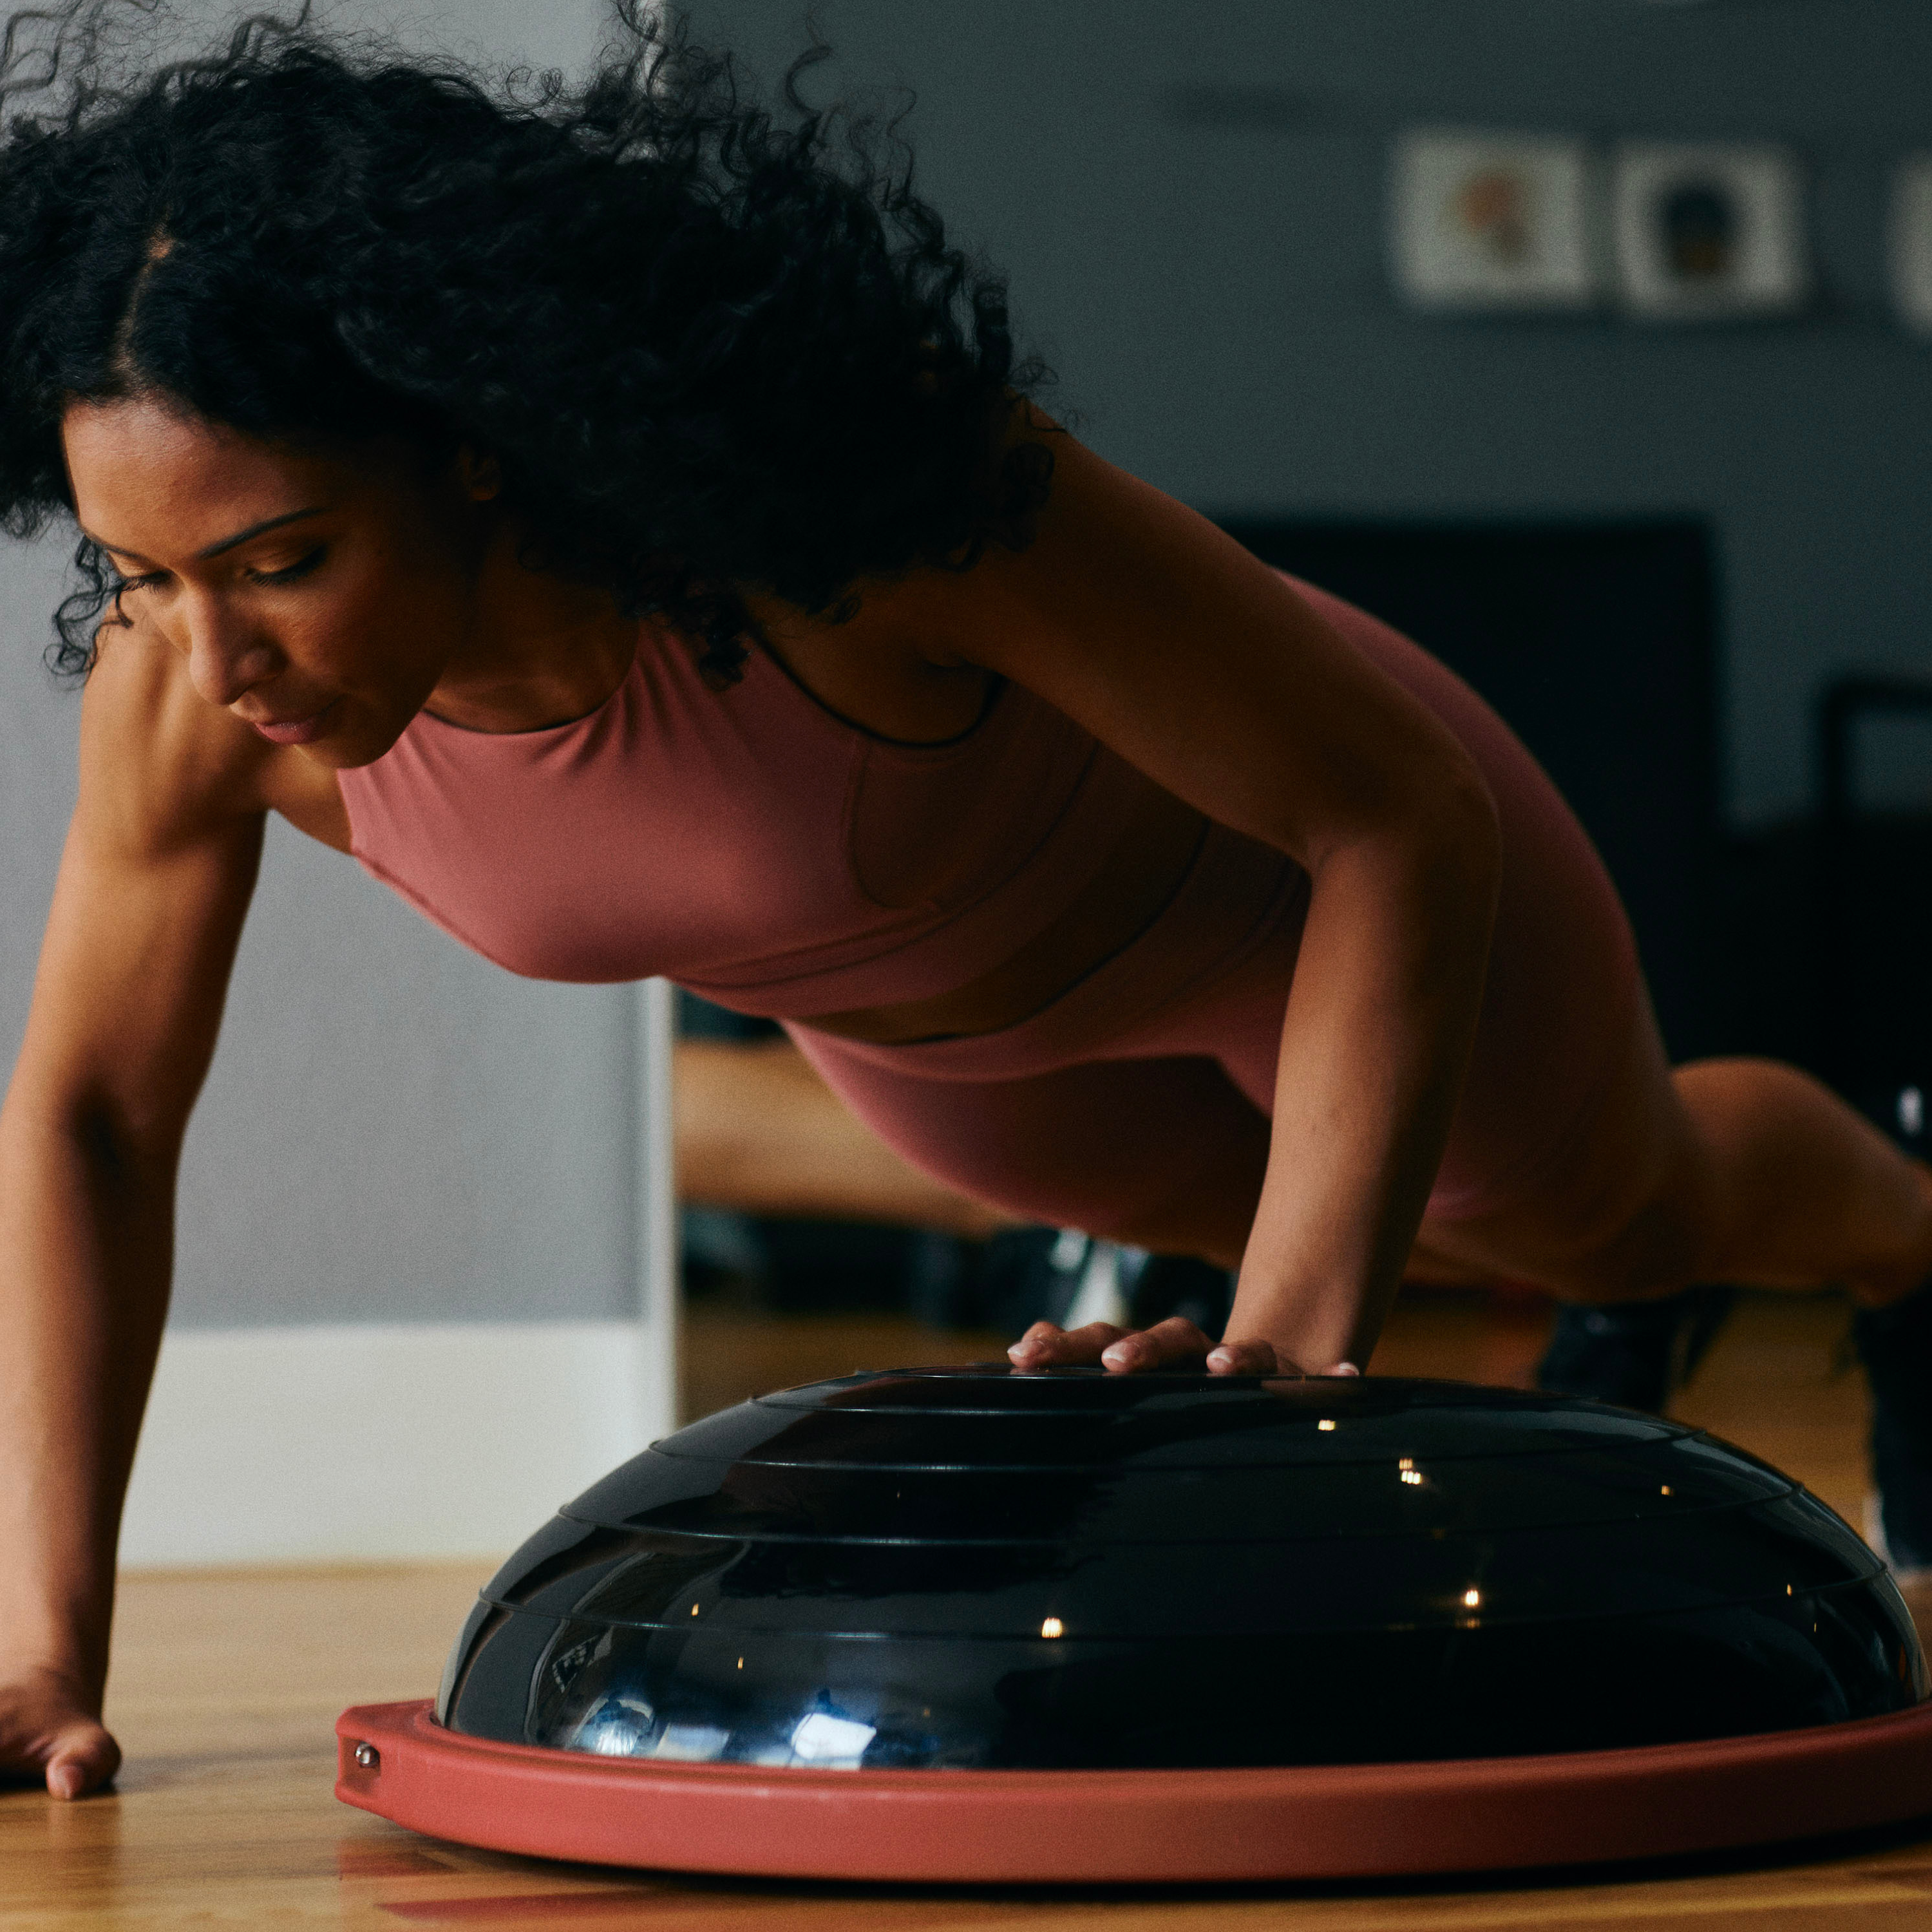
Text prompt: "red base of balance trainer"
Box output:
[[337, 1698, 1932, 1884]]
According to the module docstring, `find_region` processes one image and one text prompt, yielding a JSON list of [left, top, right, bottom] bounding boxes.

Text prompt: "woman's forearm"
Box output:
[[0, 1094, 175, 1696], [1227, 791, 1501, 1372]]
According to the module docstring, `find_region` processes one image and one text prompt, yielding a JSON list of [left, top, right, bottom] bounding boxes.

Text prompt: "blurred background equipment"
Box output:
[[1813, 676, 1932, 1147]]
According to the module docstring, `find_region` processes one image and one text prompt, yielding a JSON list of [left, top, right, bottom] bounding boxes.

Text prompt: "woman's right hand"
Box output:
[[0, 1665, 120, 1798]]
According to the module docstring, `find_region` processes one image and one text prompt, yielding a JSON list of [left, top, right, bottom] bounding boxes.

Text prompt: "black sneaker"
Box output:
[[1535, 1287, 1736, 1416], [1854, 1289, 1932, 1577]]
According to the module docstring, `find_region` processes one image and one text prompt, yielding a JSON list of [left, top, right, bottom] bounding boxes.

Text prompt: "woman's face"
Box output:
[[61, 395, 493, 768]]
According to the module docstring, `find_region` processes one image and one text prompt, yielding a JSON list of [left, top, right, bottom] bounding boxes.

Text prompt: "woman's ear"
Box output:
[[453, 446, 502, 502]]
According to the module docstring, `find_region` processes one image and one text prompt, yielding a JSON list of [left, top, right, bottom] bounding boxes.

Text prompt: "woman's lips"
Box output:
[[246, 703, 334, 746]]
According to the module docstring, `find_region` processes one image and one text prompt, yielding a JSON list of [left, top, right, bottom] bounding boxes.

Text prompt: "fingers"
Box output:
[[1009, 1318, 1207, 1373], [0, 1670, 122, 1800], [1206, 1337, 1283, 1376], [1012, 1321, 1361, 1381], [45, 1719, 119, 1799], [1007, 1320, 1128, 1370], [1099, 1317, 1213, 1373]]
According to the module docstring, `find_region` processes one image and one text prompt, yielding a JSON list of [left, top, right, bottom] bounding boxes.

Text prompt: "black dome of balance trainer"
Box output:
[[336, 1370, 1932, 1883]]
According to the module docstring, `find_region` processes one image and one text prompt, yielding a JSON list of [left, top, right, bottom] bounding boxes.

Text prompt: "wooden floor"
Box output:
[[13, 1290, 1932, 1929]]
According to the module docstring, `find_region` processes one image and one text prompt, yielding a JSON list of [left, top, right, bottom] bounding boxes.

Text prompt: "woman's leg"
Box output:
[[674, 1037, 1018, 1239], [1425, 997, 1932, 1574], [1412, 996, 1932, 1308], [1671, 1057, 1932, 1301]]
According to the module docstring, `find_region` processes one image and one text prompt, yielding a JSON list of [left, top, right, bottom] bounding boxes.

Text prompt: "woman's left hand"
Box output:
[[1007, 1318, 1361, 1378]]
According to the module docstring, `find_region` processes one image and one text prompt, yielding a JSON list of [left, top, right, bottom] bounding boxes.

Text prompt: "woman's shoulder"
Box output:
[[77, 627, 349, 857], [893, 421, 1226, 668]]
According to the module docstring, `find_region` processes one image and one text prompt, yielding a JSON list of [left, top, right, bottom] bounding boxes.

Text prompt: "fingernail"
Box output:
[[1206, 1348, 1231, 1368], [1331, 1361, 1361, 1377], [48, 1763, 83, 1801]]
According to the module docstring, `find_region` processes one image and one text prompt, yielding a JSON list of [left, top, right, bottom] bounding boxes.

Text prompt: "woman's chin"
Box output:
[[285, 705, 401, 771]]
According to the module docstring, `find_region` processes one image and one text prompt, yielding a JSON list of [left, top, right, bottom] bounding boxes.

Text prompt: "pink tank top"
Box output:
[[336, 623, 1172, 1016]]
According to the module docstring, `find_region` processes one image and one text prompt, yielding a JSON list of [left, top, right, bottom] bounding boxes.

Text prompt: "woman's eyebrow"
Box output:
[[82, 504, 332, 564]]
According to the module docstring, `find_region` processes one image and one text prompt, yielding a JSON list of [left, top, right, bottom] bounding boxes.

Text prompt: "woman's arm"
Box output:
[[938, 432, 1502, 1374], [0, 631, 275, 1797]]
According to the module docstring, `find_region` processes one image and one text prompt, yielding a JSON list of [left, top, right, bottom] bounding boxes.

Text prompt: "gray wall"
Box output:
[[0, 0, 653, 1331], [694, 0, 1932, 826]]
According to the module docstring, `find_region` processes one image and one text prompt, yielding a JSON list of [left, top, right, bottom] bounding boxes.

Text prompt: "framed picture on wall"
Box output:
[[1389, 129, 1598, 312], [1890, 155, 1932, 336], [1612, 142, 1808, 320]]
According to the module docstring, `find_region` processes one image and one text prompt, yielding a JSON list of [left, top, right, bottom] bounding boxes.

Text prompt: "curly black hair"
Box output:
[[0, 1, 1051, 682]]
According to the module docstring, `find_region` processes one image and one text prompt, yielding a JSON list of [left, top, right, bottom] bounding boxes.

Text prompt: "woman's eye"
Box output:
[[247, 547, 326, 585], [115, 569, 168, 594]]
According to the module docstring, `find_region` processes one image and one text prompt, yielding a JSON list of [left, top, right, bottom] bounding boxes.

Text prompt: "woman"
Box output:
[[2, 6, 1929, 1801]]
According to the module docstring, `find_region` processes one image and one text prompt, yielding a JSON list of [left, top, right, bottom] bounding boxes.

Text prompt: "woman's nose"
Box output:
[[180, 603, 279, 709]]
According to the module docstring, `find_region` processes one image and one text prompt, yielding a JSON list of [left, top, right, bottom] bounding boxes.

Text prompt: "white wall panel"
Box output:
[[120, 1320, 661, 1566]]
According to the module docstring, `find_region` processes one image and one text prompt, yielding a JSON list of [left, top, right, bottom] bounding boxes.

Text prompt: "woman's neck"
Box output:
[[424, 522, 639, 734]]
